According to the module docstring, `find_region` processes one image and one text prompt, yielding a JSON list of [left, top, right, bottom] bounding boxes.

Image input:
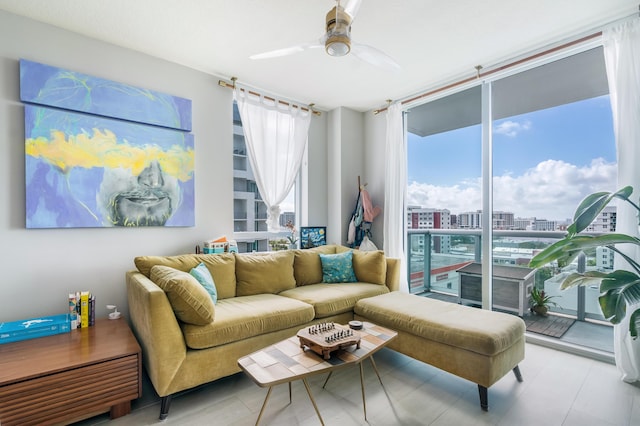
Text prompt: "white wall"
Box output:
[[326, 107, 370, 246], [364, 110, 388, 249], [0, 11, 328, 322]]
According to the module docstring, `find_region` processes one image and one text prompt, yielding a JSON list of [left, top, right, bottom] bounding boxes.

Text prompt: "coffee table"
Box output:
[[237, 322, 397, 425]]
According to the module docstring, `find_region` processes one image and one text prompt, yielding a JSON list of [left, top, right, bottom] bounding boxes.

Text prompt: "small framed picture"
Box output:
[[300, 226, 326, 249]]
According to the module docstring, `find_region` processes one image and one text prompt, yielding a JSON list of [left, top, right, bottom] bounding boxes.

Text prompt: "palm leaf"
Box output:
[[559, 271, 607, 290], [529, 234, 640, 269], [568, 186, 633, 235]]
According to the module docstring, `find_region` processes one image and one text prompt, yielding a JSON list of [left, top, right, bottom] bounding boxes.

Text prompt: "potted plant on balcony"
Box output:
[[530, 286, 558, 316], [529, 186, 640, 337]]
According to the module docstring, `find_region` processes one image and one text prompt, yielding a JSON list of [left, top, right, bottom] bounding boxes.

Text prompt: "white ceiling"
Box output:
[[0, 0, 637, 112]]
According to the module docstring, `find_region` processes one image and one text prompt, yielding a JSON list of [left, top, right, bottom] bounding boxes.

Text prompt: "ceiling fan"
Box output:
[[250, 0, 400, 71]]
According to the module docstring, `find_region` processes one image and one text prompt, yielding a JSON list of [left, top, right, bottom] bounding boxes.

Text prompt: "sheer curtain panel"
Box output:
[[383, 102, 408, 292], [235, 86, 311, 231], [603, 17, 640, 383]]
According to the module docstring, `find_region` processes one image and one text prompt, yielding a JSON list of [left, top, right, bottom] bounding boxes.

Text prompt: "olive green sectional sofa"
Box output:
[[126, 245, 399, 419]]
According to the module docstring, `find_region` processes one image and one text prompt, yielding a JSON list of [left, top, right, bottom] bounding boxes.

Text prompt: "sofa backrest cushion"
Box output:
[[150, 265, 215, 325], [235, 250, 296, 296], [134, 253, 236, 299], [293, 245, 337, 286], [352, 250, 387, 285]]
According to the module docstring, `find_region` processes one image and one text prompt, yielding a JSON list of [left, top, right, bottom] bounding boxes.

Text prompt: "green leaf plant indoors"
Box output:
[[529, 186, 640, 338]]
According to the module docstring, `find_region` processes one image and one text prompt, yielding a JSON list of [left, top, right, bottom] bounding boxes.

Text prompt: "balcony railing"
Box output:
[[407, 228, 609, 323]]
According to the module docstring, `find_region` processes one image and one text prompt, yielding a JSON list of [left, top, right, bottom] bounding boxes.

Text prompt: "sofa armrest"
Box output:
[[385, 258, 401, 292], [126, 270, 187, 396]]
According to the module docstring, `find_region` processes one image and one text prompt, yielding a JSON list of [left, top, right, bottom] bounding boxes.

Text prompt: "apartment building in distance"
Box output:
[[406, 206, 451, 253]]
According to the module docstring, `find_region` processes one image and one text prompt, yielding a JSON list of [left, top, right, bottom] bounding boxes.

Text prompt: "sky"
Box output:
[[407, 95, 617, 222]]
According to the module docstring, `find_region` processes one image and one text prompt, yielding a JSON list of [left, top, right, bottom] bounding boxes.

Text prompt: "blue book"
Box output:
[[0, 314, 71, 344]]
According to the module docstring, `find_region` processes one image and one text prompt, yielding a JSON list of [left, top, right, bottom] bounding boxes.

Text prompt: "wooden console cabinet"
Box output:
[[0, 318, 141, 426]]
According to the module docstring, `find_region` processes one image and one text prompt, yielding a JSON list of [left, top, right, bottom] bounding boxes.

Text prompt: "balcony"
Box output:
[[408, 228, 614, 362]]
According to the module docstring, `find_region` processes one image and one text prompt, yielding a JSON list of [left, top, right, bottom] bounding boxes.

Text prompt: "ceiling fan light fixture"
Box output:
[[325, 4, 352, 57], [326, 34, 351, 56]]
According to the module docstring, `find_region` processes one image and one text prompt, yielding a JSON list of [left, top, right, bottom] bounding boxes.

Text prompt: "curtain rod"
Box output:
[[374, 6, 640, 115], [218, 78, 321, 116], [372, 31, 603, 115]]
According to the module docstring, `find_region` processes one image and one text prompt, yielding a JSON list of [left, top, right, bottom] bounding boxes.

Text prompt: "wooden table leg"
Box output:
[[370, 355, 384, 386], [359, 361, 367, 421], [255, 386, 273, 426], [302, 378, 325, 426]]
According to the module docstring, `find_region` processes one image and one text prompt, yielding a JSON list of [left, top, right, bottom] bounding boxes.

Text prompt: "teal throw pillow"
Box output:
[[319, 251, 357, 283], [190, 263, 218, 304]]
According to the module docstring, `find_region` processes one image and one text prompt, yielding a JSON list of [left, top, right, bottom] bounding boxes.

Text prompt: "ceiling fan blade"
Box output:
[[343, 0, 362, 21], [351, 42, 401, 72], [250, 39, 323, 60]]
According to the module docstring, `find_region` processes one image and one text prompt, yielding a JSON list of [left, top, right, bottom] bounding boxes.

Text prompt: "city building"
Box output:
[[584, 206, 617, 232]]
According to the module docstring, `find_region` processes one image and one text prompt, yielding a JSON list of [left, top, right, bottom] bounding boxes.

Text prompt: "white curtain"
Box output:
[[383, 102, 408, 292], [603, 18, 640, 383], [235, 86, 311, 231]]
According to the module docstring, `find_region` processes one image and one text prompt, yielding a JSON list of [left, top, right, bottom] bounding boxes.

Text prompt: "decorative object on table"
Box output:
[[347, 176, 381, 248], [285, 220, 298, 249], [529, 286, 558, 316], [0, 314, 71, 344], [297, 322, 361, 359], [348, 320, 363, 330], [202, 236, 237, 253], [300, 226, 326, 248], [107, 305, 121, 320], [20, 59, 194, 229]]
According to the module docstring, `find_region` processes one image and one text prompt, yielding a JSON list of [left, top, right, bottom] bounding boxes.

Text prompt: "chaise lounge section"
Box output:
[[354, 291, 526, 410]]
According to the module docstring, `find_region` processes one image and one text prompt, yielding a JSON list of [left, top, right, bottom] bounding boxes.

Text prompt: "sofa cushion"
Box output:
[[352, 250, 387, 285], [235, 250, 296, 296], [150, 265, 215, 325], [279, 283, 389, 318], [293, 245, 337, 286], [180, 294, 314, 349], [198, 254, 236, 299], [134, 253, 236, 299], [190, 263, 218, 304], [319, 251, 357, 283]]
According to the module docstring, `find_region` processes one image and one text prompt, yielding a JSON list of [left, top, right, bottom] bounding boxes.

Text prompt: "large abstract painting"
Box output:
[[20, 60, 195, 228], [20, 59, 192, 131]]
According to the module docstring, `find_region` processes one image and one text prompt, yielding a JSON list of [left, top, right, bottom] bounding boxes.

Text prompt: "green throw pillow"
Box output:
[[190, 262, 218, 304], [319, 250, 357, 283]]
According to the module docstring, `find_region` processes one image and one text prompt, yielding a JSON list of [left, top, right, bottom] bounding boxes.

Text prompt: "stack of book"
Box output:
[[68, 291, 95, 329]]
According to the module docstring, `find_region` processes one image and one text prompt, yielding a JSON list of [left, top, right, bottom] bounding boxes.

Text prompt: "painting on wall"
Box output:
[[300, 227, 327, 249], [20, 59, 195, 228], [25, 106, 194, 228], [20, 59, 192, 131]]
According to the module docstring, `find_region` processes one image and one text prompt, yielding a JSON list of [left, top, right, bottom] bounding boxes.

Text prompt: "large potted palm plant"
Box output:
[[529, 186, 640, 337]]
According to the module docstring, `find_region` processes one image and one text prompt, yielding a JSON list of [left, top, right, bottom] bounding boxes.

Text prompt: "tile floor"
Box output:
[[76, 342, 640, 426]]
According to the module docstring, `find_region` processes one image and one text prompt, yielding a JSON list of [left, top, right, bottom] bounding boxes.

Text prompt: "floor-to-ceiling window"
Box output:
[[491, 47, 615, 322], [406, 45, 616, 352], [406, 86, 481, 295]]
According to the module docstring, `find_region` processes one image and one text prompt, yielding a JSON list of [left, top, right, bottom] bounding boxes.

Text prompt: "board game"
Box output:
[[297, 322, 361, 359]]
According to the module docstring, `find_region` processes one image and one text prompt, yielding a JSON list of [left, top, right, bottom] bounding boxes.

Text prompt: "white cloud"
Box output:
[[494, 120, 531, 137], [408, 158, 617, 221]]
